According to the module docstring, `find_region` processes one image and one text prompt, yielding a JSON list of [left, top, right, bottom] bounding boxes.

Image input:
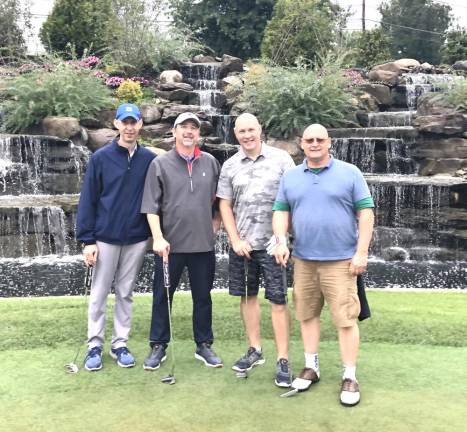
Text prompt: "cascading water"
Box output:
[[0, 134, 89, 296], [180, 62, 238, 145], [404, 73, 464, 110]]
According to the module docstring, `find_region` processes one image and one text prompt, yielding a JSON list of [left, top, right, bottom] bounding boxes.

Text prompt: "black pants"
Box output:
[[149, 251, 215, 346]]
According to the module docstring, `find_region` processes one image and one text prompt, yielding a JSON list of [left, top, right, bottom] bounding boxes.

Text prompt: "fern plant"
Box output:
[[2, 61, 113, 132]]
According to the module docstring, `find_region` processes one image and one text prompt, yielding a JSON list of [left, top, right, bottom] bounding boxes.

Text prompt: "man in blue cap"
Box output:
[[76, 103, 156, 371]]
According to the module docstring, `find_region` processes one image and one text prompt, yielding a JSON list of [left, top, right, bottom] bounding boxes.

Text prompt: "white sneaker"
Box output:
[[340, 378, 360, 406]]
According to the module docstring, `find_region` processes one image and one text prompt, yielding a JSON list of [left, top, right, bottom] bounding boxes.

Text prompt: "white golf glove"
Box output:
[[266, 235, 287, 255]]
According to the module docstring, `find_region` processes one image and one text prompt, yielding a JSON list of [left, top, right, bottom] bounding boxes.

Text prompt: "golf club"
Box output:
[[161, 255, 176, 385], [235, 258, 250, 380], [280, 388, 299, 398], [64, 265, 93, 374]]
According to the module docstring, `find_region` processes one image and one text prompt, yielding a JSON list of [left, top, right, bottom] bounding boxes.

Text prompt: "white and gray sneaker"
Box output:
[[275, 358, 293, 388], [232, 347, 265, 372]]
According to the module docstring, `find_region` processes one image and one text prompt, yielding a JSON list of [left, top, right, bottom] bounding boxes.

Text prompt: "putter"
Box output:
[[281, 264, 288, 304], [64, 265, 93, 374], [161, 255, 176, 385]]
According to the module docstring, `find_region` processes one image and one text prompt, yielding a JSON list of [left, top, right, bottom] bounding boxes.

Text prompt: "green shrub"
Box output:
[[2, 61, 113, 132], [444, 79, 467, 111], [115, 79, 143, 103], [441, 26, 467, 64], [240, 58, 355, 138]]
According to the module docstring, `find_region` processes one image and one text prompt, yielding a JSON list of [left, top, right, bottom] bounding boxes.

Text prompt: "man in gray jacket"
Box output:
[[141, 112, 222, 370]]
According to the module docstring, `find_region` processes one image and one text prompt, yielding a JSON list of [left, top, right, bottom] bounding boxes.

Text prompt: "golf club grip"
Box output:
[[85, 266, 93, 288], [163, 260, 170, 288]]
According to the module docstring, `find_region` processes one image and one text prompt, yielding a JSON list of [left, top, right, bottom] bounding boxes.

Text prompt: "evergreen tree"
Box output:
[[40, 0, 117, 57], [0, 0, 31, 62], [441, 26, 467, 65], [379, 0, 452, 64], [170, 0, 275, 59]]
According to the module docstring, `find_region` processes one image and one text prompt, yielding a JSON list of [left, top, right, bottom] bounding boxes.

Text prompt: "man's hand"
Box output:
[[274, 244, 290, 267], [349, 252, 368, 275], [83, 244, 98, 267], [232, 239, 252, 259], [153, 236, 170, 257]]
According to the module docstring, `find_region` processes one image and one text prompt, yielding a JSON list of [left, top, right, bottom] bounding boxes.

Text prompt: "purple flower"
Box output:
[[130, 76, 151, 87], [105, 76, 125, 88]]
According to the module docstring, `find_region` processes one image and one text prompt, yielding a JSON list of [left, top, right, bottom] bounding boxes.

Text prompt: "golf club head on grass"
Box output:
[[161, 374, 176, 385], [65, 363, 79, 374], [280, 388, 299, 398], [235, 371, 248, 379]]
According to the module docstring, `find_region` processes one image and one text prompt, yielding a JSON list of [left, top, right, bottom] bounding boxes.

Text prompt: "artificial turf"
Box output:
[[1, 290, 466, 432]]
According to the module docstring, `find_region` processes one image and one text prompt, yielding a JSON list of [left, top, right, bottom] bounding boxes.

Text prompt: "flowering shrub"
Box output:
[[115, 79, 143, 103], [105, 76, 125, 88], [81, 56, 101, 68], [343, 69, 367, 87], [129, 76, 151, 87]]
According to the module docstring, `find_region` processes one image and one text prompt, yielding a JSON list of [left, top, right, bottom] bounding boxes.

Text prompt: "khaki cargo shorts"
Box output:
[[293, 257, 360, 328]]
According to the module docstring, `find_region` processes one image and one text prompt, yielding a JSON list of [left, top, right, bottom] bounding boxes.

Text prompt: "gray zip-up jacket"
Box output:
[[141, 148, 220, 253]]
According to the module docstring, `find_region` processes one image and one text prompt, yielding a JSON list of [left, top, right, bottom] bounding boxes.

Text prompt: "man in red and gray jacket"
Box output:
[[76, 103, 155, 371], [141, 112, 223, 370]]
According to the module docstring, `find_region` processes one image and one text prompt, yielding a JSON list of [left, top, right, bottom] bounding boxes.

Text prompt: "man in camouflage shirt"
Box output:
[[217, 113, 296, 387]]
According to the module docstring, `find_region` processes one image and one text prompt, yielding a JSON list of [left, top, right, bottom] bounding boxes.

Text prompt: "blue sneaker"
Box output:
[[109, 346, 136, 368], [84, 346, 103, 371]]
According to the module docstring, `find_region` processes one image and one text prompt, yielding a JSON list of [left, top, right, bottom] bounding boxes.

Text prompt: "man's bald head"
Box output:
[[302, 124, 329, 139], [235, 113, 261, 130]]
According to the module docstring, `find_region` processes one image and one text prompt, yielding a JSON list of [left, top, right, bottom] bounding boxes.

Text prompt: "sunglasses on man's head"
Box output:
[[301, 137, 328, 144]]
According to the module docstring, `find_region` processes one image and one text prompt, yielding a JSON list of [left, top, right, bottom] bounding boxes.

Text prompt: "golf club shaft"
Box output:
[[71, 265, 93, 364], [163, 256, 175, 376]]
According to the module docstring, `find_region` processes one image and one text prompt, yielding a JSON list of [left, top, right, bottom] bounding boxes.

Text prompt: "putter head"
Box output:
[[65, 363, 79, 374], [161, 374, 176, 385], [280, 388, 299, 398], [235, 371, 248, 379]]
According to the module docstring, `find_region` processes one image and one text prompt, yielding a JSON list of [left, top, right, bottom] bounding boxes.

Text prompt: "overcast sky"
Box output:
[[24, 0, 467, 54]]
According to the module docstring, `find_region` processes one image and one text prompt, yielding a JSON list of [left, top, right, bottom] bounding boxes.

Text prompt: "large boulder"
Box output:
[[139, 123, 172, 140], [192, 55, 217, 63], [155, 88, 194, 103], [414, 137, 467, 159], [413, 113, 467, 136], [140, 104, 162, 124], [220, 75, 244, 101], [416, 93, 457, 116], [158, 82, 193, 92], [372, 61, 403, 74], [219, 54, 244, 78], [267, 138, 303, 164], [417, 158, 467, 176], [87, 128, 118, 152], [42, 116, 80, 139], [80, 109, 115, 129], [394, 58, 420, 69], [145, 146, 167, 156], [452, 60, 467, 71], [357, 84, 392, 106], [161, 105, 208, 121], [368, 69, 399, 86], [356, 92, 379, 112], [159, 70, 183, 84]]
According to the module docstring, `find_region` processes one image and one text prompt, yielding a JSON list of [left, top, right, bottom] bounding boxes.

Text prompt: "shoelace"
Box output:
[[87, 347, 101, 358], [115, 347, 130, 356]]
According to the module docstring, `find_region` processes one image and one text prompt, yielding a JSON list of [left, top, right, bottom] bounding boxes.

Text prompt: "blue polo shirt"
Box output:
[[273, 158, 373, 261]]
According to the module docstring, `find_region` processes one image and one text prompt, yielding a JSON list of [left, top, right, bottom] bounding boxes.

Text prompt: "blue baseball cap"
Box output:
[[115, 103, 142, 121]]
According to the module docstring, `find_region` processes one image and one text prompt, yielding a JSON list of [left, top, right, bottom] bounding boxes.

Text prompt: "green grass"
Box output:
[[1, 290, 467, 432]]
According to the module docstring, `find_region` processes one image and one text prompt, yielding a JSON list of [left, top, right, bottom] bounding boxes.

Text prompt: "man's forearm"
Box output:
[[356, 208, 374, 254], [147, 213, 163, 239], [219, 199, 241, 243], [272, 210, 290, 237]]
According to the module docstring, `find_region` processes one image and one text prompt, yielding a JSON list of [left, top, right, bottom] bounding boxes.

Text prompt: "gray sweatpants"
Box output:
[[87, 240, 148, 349]]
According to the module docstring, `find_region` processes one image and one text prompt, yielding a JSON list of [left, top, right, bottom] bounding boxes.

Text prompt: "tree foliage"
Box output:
[[40, 0, 117, 57], [0, 0, 31, 63], [170, 0, 275, 59], [346, 28, 392, 69], [379, 0, 452, 64], [108, 0, 204, 75], [260, 0, 348, 66], [441, 26, 467, 64]]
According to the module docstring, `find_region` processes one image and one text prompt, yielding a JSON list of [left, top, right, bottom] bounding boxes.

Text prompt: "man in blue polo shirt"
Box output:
[[76, 103, 155, 371], [272, 123, 374, 406]]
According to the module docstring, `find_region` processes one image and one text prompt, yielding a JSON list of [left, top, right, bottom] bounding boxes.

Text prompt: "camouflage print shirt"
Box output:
[[217, 143, 295, 250]]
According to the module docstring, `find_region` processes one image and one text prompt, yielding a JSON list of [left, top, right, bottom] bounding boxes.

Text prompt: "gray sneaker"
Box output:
[[232, 347, 265, 372], [194, 342, 223, 368], [143, 344, 167, 371], [275, 358, 292, 388]]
